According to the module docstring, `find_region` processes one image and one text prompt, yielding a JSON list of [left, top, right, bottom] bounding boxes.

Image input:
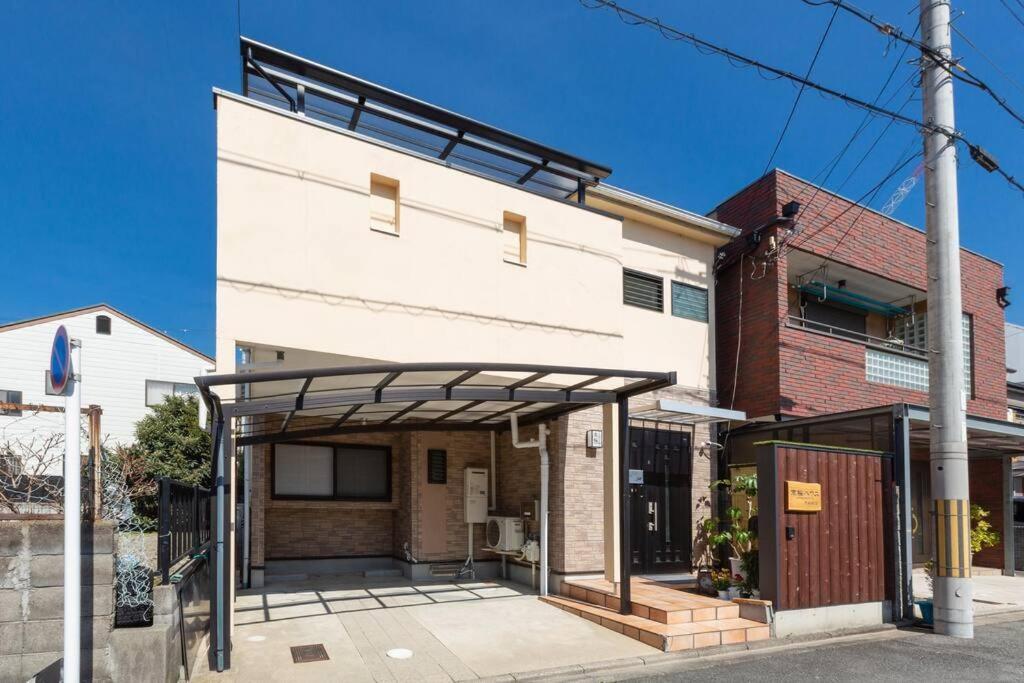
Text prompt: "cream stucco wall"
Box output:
[[215, 93, 724, 395], [216, 93, 624, 375]]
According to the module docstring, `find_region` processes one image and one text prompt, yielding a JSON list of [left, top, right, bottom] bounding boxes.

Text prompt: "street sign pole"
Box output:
[[58, 330, 82, 682]]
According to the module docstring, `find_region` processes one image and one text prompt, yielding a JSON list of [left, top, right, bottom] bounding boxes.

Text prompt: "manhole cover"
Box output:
[[386, 648, 413, 660], [291, 644, 329, 663]]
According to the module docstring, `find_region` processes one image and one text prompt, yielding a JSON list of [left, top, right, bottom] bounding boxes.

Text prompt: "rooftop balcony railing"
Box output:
[[237, 38, 611, 204]]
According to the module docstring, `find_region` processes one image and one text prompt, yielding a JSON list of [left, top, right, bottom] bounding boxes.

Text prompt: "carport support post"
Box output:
[[602, 403, 621, 586], [1004, 456, 1015, 576], [894, 406, 914, 621], [210, 411, 232, 672], [617, 395, 631, 614]]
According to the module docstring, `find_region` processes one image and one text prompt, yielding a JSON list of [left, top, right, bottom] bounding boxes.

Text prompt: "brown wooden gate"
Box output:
[[756, 442, 894, 611]]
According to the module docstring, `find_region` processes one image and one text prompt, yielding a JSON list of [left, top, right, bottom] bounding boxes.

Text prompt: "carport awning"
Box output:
[[630, 398, 747, 425], [905, 404, 1024, 458], [195, 362, 675, 446]]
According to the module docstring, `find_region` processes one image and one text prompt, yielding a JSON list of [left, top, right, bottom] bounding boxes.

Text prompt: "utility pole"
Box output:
[[920, 0, 972, 638]]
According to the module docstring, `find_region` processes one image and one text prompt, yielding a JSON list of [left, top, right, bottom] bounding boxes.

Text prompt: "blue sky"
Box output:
[[3, 1, 1023, 356]]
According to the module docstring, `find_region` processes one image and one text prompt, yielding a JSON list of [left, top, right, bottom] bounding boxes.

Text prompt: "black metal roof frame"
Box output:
[[239, 37, 612, 202], [196, 362, 675, 447]]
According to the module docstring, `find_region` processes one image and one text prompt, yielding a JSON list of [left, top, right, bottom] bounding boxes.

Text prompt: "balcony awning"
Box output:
[[630, 398, 747, 425], [797, 281, 910, 317], [195, 362, 675, 446]]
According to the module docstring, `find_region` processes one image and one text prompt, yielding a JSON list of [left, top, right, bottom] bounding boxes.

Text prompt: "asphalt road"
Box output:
[[613, 616, 1024, 682]]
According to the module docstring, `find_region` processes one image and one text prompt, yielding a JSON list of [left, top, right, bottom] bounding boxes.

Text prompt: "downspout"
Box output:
[[240, 347, 253, 588], [511, 415, 550, 596], [489, 431, 497, 511]]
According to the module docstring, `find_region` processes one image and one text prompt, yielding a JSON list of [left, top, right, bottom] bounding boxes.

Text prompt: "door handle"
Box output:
[[647, 501, 658, 532]]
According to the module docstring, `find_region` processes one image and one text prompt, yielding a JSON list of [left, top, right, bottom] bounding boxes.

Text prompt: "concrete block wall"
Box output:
[[0, 520, 115, 683], [109, 584, 179, 683]]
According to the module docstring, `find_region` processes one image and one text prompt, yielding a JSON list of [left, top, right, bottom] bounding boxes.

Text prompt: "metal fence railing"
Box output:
[[158, 478, 211, 584], [1015, 523, 1024, 572]]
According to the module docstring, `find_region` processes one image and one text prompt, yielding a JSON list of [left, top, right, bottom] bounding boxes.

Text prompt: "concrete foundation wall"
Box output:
[[773, 601, 889, 638], [0, 520, 115, 683]]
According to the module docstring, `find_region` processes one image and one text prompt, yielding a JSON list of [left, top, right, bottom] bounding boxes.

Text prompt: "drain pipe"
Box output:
[[510, 415, 549, 596], [240, 347, 253, 588], [489, 431, 496, 511]]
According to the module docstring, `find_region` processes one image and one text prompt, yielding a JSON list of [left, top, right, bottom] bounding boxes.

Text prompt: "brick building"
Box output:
[[710, 169, 1019, 575]]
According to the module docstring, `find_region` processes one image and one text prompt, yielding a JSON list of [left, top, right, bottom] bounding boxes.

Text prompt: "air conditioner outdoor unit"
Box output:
[[486, 516, 524, 552]]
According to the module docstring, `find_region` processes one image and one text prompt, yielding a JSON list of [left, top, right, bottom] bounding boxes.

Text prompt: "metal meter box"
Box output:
[[464, 467, 489, 524]]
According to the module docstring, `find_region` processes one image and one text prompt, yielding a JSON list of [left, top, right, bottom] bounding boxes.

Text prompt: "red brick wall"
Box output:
[[714, 170, 1007, 420], [969, 459, 1005, 569]]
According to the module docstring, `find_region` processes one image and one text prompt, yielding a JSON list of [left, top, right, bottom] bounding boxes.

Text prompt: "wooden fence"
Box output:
[[756, 442, 894, 611]]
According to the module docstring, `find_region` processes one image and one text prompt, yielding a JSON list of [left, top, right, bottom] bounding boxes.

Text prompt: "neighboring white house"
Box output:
[[0, 304, 213, 450]]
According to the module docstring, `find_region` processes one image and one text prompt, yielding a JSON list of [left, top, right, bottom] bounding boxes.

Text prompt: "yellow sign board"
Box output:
[[785, 481, 822, 512]]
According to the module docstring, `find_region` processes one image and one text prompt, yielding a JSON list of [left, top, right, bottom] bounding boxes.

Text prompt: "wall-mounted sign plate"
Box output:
[[628, 468, 644, 485], [785, 480, 822, 512]]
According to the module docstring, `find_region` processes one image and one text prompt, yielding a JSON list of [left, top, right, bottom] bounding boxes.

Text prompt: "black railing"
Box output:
[[158, 478, 211, 584]]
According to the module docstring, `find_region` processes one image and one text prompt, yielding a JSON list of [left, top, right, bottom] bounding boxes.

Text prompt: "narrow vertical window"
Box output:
[[369, 174, 399, 234], [503, 211, 526, 265], [96, 315, 111, 335]]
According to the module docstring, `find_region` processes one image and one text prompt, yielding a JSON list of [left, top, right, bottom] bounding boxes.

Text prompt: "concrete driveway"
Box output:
[[192, 576, 654, 681]]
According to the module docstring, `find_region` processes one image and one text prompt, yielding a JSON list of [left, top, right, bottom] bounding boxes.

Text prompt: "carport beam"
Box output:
[[1003, 456, 1015, 576]]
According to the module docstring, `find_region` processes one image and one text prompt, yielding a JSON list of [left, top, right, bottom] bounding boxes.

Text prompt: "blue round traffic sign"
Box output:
[[50, 325, 71, 395]]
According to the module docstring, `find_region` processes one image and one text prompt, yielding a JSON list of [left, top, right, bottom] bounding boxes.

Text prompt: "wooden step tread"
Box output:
[[541, 596, 766, 637]]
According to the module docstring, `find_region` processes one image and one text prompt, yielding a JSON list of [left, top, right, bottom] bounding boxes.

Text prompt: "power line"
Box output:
[[793, 35, 918, 221], [787, 143, 923, 259], [792, 84, 918, 242], [577, 0, 1024, 196], [801, 0, 1024, 129], [1000, 0, 1024, 30], [761, 4, 840, 175], [951, 25, 1024, 99]]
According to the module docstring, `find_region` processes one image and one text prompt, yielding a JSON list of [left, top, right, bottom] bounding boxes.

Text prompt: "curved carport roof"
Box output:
[[195, 362, 676, 446]]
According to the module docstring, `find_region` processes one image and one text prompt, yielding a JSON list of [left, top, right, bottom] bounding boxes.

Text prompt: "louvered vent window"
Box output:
[[623, 269, 663, 312], [671, 282, 709, 322]]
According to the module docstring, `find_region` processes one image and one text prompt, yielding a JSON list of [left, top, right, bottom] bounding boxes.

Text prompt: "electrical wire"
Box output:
[[577, 0, 1024, 196], [952, 25, 1024, 99], [791, 85, 918, 241], [787, 143, 923, 258], [802, 0, 1024, 129], [761, 4, 840, 175], [1000, 0, 1024, 30]]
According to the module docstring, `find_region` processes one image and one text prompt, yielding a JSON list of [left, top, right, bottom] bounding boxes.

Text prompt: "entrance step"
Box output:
[[561, 577, 739, 624], [541, 595, 769, 652]]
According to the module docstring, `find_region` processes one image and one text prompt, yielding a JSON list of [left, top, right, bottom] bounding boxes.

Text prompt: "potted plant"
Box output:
[[728, 574, 743, 600], [916, 560, 935, 625], [694, 516, 718, 595], [712, 569, 732, 600], [708, 474, 758, 580], [741, 549, 759, 598]]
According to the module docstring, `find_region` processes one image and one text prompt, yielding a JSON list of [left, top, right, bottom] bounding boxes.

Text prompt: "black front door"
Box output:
[[628, 426, 692, 574]]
